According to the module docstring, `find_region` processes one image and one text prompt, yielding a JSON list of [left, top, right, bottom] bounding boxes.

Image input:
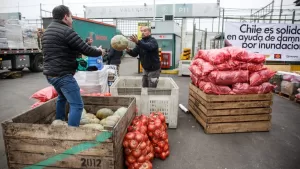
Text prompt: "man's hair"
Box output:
[[52, 5, 71, 20], [143, 26, 151, 33], [85, 37, 90, 43]]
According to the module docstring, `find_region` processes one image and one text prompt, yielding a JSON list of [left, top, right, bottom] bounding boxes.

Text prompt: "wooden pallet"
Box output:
[[188, 83, 272, 134], [277, 92, 296, 101]]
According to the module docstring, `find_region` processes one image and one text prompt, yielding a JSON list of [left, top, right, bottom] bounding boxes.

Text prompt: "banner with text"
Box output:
[[225, 22, 300, 62]]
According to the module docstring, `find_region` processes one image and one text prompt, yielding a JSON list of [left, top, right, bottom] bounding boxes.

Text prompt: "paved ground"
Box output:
[[0, 57, 300, 169]]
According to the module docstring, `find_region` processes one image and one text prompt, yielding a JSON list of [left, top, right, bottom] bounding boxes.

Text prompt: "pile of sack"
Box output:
[[189, 47, 276, 95]]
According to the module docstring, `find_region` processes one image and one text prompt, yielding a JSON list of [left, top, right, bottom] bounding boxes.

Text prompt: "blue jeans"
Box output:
[[47, 74, 83, 127]]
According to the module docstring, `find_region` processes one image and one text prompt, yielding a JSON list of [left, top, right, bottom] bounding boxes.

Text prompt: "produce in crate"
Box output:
[[249, 69, 276, 86], [96, 108, 114, 119], [232, 83, 276, 94], [80, 113, 100, 125], [81, 124, 104, 130], [208, 70, 249, 86], [114, 107, 128, 117], [189, 47, 275, 95], [147, 112, 169, 160], [100, 115, 121, 127], [123, 131, 154, 169], [111, 35, 129, 51], [198, 81, 234, 95]]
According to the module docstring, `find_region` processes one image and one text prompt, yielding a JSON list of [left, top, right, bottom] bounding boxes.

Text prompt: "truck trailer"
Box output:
[[0, 14, 120, 72]]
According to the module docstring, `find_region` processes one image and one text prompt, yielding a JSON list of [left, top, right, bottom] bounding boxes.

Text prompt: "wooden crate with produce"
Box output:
[[2, 96, 136, 169], [188, 47, 275, 134], [188, 83, 272, 134]]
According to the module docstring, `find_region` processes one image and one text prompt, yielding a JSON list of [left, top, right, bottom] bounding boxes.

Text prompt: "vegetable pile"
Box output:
[[51, 107, 128, 130], [124, 112, 169, 169], [189, 47, 276, 95]]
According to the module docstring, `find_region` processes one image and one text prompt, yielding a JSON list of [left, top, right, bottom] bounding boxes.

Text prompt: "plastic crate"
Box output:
[[110, 76, 179, 128]]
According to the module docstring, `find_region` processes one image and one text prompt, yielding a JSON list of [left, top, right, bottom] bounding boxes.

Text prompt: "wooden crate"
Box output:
[[188, 83, 272, 134], [2, 96, 136, 169]]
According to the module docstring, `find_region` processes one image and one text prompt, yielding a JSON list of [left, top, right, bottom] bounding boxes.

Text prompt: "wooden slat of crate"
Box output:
[[189, 83, 273, 102], [11, 99, 56, 124], [2, 123, 113, 142], [188, 103, 271, 134], [6, 138, 114, 156], [113, 97, 136, 169], [9, 164, 67, 169], [190, 89, 273, 110], [189, 94, 272, 116], [189, 98, 272, 123], [8, 151, 114, 169]]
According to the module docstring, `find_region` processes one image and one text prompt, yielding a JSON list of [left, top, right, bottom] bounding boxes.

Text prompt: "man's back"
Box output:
[[42, 20, 102, 77], [42, 20, 79, 76]]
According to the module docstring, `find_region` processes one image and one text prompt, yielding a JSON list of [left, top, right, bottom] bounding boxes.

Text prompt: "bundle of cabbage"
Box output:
[[80, 113, 101, 125], [114, 107, 127, 117], [100, 115, 121, 127]]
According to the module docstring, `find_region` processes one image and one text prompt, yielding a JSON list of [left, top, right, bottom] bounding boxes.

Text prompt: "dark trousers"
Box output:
[[142, 68, 161, 88]]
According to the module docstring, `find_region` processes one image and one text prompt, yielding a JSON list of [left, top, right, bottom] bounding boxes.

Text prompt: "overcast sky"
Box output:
[[0, 0, 298, 19]]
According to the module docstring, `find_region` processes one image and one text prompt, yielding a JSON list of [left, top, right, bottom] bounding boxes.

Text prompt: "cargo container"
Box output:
[[43, 16, 119, 49]]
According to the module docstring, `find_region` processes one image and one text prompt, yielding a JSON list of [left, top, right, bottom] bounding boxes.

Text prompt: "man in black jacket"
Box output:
[[108, 47, 123, 76], [126, 26, 160, 88], [42, 5, 102, 127]]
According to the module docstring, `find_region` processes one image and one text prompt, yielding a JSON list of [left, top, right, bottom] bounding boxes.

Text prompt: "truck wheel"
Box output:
[[29, 54, 43, 72]]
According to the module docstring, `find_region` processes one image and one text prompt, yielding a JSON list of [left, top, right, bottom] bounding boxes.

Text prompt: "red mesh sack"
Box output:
[[232, 51, 266, 64], [240, 62, 265, 72], [198, 81, 233, 95], [194, 50, 209, 60], [215, 60, 241, 71], [202, 49, 231, 65], [189, 59, 215, 77], [190, 74, 198, 86], [249, 69, 276, 86], [226, 47, 248, 60], [232, 82, 275, 94], [31, 101, 45, 109], [208, 70, 249, 86], [30, 86, 58, 102], [188, 65, 202, 77]]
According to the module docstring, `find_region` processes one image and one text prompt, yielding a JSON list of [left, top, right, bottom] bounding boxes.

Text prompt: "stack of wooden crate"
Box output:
[[188, 83, 273, 134]]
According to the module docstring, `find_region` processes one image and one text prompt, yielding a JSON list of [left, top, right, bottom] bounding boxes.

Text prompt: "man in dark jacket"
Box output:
[[42, 5, 102, 127], [126, 26, 160, 88], [108, 47, 123, 76]]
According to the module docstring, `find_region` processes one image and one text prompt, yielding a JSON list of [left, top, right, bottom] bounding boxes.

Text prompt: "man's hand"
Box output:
[[129, 34, 138, 43], [125, 47, 131, 53]]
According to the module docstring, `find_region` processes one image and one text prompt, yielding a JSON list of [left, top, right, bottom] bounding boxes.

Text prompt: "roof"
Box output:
[[72, 16, 116, 28]]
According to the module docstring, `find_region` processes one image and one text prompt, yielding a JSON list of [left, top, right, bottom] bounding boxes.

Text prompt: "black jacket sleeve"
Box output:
[[137, 38, 158, 51], [127, 46, 139, 57], [65, 28, 102, 57], [107, 49, 114, 64]]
